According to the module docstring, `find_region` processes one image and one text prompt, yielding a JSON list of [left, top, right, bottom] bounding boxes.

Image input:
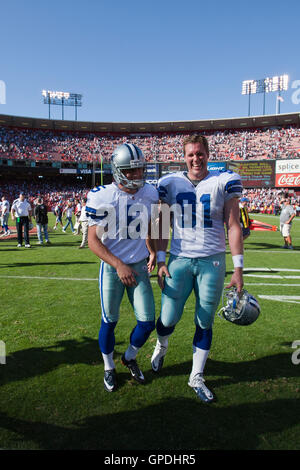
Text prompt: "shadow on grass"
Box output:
[[244, 242, 299, 251], [0, 338, 299, 450], [0, 396, 299, 450], [1, 337, 298, 386]]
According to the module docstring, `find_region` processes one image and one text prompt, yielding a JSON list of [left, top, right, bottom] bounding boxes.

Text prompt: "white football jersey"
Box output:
[[86, 183, 159, 264], [158, 170, 243, 258]]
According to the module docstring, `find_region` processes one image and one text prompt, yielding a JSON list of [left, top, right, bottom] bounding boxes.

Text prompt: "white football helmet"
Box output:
[[218, 287, 260, 326], [111, 143, 146, 190]]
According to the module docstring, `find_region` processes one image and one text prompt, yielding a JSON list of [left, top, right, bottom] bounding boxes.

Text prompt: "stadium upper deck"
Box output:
[[0, 112, 300, 163]]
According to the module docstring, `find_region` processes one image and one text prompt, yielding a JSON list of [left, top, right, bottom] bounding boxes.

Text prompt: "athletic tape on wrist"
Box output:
[[232, 254, 244, 268]]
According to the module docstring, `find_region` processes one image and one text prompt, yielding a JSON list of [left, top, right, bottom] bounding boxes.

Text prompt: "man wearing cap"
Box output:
[[11, 193, 32, 248]]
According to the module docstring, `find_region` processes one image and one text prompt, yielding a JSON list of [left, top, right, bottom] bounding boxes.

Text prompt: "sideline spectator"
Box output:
[[62, 200, 75, 233], [279, 197, 296, 249], [11, 192, 32, 248], [78, 197, 88, 249], [53, 200, 64, 230], [34, 197, 50, 245], [0, 195, 10, 236], [73, 197, 82, 235], [239, 198, 251, 240]]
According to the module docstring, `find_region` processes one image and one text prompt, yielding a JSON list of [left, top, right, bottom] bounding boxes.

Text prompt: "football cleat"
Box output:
[[151, 341, 168, 372], [217, 287, 260, 326], [121, 354, 145, 384], [188, 373, 214, 403], [103, 369, 117, 392], [111, 143, 146, 190]]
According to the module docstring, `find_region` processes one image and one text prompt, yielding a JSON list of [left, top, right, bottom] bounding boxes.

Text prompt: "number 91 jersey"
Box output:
[[158, 170, 243, 258]]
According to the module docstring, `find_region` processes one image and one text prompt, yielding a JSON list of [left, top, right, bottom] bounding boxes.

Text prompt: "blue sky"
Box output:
[[0, 0, 300, 123]]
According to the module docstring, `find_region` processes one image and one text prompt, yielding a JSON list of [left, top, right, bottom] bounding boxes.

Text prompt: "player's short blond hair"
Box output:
[[183, 134, 209, 156]]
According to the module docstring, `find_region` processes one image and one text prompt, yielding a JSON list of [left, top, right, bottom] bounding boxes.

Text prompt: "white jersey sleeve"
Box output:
[[86, 185, 117, 228]]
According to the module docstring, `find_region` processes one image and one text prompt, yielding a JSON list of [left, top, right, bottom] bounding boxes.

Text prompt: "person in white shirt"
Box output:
[[78, 197, 89, 248], [0, 196, 10, 236], [151, 134, 244, 403], [86, 143, 158, 393], [62, 200, 75, 233], [73, 198, 82, 235], [11, 193, 32, 247], [53, 201, 63, 230]]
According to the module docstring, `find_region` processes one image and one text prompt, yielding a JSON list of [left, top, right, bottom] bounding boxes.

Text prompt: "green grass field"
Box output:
[[0, 213, 299, 451]]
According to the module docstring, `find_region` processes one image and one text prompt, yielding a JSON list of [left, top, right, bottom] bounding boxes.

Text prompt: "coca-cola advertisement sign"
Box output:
[[276, 173, 300, 187]]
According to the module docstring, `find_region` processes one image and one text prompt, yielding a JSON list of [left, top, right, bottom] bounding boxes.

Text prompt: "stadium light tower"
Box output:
[[42, 90, 82, 120], [241, 74, 289, 116], [241, 80, 257, 116]]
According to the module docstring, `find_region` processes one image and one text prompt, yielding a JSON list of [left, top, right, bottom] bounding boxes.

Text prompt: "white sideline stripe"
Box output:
[[245, 283, 300, 287], [259, 295, 300, 304], [0, 275, 299, 288], [244, 268, 300, 272], [245, 251, 300, 254], [0, 275, 98, 281], [244, 274, 300, 279], [226, 250, 300, 254]]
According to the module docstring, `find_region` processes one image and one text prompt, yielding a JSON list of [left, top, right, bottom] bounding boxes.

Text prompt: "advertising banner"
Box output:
[[275, 159, 300, 187], [275, 173, 300, 187], [228, 161, 275, 188], [146, 163, 160, 185], [208, 162, 226, 171]]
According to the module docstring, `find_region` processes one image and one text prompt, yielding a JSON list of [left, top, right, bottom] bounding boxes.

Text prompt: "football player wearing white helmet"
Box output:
[[86, 143, 159, 393], [151, 134, 244, 403]]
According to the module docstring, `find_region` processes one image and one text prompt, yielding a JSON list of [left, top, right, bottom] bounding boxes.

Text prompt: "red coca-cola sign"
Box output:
[[276, 173, 300, 187]]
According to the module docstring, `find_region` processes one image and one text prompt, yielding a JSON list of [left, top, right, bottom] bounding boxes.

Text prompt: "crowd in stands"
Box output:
[[1, 181, 299, 217], [1, 125, 300, 163]]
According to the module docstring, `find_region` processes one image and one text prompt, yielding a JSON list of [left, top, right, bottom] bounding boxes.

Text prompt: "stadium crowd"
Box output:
[[1, 125, 300, 163], [1, 181, 299, 217]]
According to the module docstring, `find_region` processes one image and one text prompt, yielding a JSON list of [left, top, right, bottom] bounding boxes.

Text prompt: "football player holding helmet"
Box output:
[[218, 287, 260, 326], [111, 143, 146, 190]]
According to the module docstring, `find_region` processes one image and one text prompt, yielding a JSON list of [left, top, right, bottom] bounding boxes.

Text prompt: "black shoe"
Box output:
[[104, 369, 117, 392], [121, 354, 145, 384]]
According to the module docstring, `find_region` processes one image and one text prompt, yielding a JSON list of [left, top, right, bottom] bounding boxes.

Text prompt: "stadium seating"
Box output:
[[1, 125, 300, 163]]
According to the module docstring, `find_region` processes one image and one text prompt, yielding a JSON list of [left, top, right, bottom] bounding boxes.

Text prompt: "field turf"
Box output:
[[0, 213, 299, 451]]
